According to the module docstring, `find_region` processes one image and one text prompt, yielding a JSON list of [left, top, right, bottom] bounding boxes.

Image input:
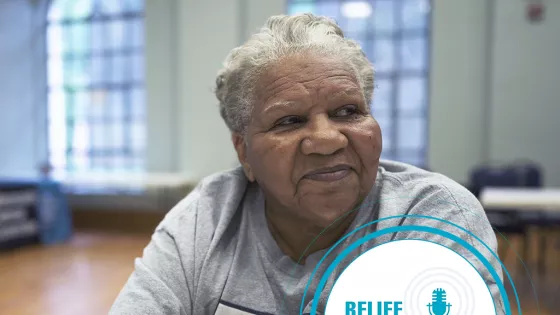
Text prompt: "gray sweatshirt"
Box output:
[[110, 160, 505, 314]]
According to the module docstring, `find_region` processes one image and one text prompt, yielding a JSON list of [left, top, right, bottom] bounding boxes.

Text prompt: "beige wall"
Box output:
[[428, 0, 492, 183], [489, 0, 560, 186], [145, 0, 285, 180]]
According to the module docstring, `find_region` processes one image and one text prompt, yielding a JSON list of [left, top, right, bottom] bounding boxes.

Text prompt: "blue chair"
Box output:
[[37, 177, 73, 245]]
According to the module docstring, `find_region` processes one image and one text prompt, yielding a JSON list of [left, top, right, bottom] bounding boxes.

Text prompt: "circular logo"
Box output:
[[324, 240, 496, 314]]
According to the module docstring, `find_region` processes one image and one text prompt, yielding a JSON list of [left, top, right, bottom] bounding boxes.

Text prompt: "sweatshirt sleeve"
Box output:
[[109, 189, 202, 315], [109, 228, 190, 314]]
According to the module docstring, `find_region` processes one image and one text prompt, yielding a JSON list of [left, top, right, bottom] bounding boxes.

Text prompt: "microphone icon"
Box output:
[[427, 288, 452, 315]]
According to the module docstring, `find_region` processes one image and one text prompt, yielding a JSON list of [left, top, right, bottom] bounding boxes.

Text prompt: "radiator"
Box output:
[[59, 173, 198, 213]]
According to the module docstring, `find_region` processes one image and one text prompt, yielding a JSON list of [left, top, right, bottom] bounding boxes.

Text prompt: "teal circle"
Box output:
[[309, 225, 512, 315]]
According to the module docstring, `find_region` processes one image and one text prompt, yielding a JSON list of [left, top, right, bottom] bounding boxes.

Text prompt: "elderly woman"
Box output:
[[111, 14, 504, 314]]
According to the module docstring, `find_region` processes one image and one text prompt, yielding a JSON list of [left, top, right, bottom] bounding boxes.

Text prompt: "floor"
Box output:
[[0, 232, 149, 315], [0, 231, 557, 315], [498, 230, 560, 314]]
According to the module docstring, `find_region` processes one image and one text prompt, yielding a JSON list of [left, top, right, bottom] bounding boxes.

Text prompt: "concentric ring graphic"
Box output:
[[308, 224, 511, 314]]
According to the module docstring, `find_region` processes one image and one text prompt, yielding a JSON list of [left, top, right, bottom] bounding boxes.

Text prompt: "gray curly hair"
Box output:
[[214, 13, 374, 135]]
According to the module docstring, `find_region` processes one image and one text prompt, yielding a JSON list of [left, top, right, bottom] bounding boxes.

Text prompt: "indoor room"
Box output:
[[0, 0, 558, 314]]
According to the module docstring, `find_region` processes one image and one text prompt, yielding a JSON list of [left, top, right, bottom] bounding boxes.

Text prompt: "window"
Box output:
[[288, 0, 431, 167], [46, 0, 145, 175]]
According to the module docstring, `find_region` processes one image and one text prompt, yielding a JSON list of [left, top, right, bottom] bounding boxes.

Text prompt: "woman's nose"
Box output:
[[300, 116, 348, 156]]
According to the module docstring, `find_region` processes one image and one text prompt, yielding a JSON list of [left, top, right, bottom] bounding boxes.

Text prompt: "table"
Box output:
[[479, 187, 560, 275], [480, 187, 560, 212]]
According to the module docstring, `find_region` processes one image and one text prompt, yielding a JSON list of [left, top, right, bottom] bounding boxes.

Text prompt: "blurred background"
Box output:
[[0, 0, 558, 314]]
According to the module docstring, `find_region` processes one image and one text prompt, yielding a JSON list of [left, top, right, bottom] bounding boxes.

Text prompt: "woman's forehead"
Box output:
[[261, 54, 358, 84], [256, 55, 362, 104]]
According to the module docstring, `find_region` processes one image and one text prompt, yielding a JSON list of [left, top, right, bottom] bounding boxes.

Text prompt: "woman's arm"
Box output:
[[109, 188, 204, 315], [109, 224, 192, 315]]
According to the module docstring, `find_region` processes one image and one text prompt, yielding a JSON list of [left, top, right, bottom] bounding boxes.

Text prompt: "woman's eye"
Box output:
[[334, 105, 360, 117], [274, 116, 304, 127]]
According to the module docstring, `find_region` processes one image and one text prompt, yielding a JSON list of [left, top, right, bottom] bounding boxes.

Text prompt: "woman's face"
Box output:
[[233, 53, 382, 227]]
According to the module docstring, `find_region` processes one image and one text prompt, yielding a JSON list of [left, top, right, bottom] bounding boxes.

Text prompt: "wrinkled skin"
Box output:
[[232, 53, 382, 260]]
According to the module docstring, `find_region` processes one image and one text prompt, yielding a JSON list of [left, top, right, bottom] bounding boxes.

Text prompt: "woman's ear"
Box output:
[[231, 133, 255, 182]]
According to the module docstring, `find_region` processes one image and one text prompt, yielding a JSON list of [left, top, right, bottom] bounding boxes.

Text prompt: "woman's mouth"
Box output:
[[303, 165, 352, 182]]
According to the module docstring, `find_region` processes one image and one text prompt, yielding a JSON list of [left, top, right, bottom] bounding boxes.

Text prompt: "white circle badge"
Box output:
[[325, 240, 496, 315]]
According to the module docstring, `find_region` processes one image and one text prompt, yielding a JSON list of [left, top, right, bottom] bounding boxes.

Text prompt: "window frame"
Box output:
[[45, 0, 146, 175]]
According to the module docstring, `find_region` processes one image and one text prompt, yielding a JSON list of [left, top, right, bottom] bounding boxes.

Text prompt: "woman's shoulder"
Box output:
[[376, 159, 483, 218], [378, 159, 472, 198], [373, 160, 492, 244], [158, 166, 250, 239]]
